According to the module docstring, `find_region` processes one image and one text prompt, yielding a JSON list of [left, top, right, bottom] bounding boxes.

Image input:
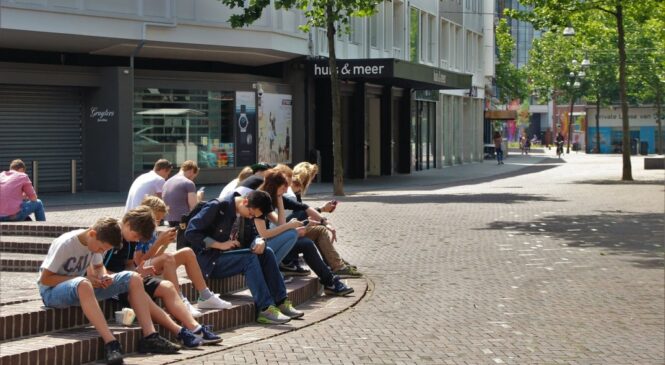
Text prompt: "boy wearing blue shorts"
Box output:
[[38, 217, 180, 365]]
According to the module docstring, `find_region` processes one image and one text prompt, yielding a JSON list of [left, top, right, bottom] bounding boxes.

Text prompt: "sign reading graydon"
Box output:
[[89, 107, 115, 122]]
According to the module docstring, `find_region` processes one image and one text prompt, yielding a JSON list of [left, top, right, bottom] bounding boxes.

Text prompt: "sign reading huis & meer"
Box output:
[[310, 58, 472, 90], [312, 59, 392, 79]]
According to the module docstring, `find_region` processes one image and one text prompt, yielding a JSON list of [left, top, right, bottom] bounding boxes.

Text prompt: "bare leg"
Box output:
[[173, 248, 207, 292], [126, 273, 157, 337], [77, 280, 116, 343], [152, 254, 181, 292], [147, 295, 181, 335], [153, 281, 199, 330]]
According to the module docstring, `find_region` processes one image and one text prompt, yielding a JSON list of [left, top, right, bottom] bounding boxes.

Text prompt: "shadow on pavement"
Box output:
[[336, 159, 562, 196], [342, 193, 565, 205], [481, 211, 665, 269], [572, 179, 665, 185]]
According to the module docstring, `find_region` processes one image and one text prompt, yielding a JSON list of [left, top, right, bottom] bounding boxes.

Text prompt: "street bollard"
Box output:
[[32, 160, 38, 193], [71, 159, 77, 194]]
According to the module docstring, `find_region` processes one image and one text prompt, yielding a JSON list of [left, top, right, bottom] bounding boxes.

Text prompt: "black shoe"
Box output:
[[138, 332, 181, 354], [104, 340, 124, 365], [279, 263, 311, 276]]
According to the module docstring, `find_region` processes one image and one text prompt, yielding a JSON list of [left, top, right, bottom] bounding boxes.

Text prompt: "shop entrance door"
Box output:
[[411, 100, 436, 171]]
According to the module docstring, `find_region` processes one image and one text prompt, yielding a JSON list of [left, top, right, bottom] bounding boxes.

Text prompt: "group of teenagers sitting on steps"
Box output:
[[36, 158, 360, 365]]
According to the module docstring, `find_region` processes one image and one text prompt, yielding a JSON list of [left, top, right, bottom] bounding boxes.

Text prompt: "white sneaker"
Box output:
[[197, 294, 232, 310], [182, 297, 203, 318]]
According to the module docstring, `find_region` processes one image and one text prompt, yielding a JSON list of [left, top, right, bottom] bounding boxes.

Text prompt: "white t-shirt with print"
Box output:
[[39, 229, 103, 284], [124, 170, 165, 212]]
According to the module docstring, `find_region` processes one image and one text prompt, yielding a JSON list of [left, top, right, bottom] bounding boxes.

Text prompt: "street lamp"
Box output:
[[564, 59, 589, 154]]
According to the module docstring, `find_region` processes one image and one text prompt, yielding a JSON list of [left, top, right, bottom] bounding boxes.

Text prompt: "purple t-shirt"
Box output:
[[162, 174, 196, 222]]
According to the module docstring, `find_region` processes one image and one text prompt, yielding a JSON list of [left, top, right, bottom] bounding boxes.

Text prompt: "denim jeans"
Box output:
[[496, 148, 504, 163], [265, 229, 298, 265], [290, 237, 335, 286], [39, 271, 134, 308], [0, 199, 46, 222], [207, 246, 286, 312]]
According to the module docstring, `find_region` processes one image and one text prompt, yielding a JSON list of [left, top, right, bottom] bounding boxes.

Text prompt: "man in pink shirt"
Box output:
[[0, 159, 46, 221]]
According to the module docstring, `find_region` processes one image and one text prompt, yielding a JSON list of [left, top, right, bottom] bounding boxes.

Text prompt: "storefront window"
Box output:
[[133, 88, 236, 174]]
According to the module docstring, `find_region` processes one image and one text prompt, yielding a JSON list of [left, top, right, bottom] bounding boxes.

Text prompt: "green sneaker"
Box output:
[[278, 299, 304, 319], [333, 265, 362, 278], [257, 305, 291, 324]]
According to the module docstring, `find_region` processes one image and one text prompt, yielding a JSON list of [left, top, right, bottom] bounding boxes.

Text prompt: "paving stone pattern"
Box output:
[[3, 153, 662, 365], [173, 154, 664, 365]]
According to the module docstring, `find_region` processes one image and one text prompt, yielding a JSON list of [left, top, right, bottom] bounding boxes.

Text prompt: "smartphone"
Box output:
[[301, 219, 310, 226], [198, 186, 206, 193]]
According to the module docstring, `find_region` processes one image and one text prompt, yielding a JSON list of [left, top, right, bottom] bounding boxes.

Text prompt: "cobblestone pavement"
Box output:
[[172, 154, 664, 365], [15, 153, 665, 364]]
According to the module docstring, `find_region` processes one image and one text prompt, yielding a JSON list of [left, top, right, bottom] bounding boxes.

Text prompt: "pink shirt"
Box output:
[[0, 170, 37, 217]]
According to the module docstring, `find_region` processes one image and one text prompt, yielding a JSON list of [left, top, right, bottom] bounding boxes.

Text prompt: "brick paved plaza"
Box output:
[[2, 152, 663, 364]]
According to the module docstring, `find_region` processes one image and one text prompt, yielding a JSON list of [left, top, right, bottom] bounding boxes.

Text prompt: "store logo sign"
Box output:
[[313, 62, 386, 77], [90, 107, 115, 122], [433, 70, 447, 84]]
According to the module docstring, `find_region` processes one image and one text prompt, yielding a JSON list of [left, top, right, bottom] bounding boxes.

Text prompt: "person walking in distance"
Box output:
[[493, 132, 504, 165]]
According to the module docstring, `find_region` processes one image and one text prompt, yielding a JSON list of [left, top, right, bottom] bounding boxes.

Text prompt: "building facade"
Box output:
[[0, 0, 491, 192]]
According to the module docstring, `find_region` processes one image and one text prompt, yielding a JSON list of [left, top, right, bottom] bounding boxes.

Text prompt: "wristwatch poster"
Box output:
[[235, 91, 256, 165]]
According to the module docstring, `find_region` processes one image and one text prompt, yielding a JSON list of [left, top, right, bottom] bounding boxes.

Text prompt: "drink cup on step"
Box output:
[[115, 308, 135, 326]]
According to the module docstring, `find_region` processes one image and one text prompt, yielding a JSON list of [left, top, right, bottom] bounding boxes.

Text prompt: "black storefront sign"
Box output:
[[310, 58, 472, 90]]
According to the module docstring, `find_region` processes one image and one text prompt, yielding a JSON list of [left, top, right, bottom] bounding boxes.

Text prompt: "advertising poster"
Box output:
[[258, 93, 292, 164], [235, 91, 256, 166]]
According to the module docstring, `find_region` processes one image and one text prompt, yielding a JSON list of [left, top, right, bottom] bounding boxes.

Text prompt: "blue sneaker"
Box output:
[[194, 325, 223, 345], [323, 276, 354, 296], [177, 327, 202, 348]]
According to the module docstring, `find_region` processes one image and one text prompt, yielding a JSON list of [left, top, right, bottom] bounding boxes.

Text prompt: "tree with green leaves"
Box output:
[[220, 0, 382, 195], [508, 0, 660, 180], [495, 18, 528, 105]]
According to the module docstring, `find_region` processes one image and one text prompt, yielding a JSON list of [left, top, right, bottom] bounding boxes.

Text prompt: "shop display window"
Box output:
[[133, 88, 235, 174]]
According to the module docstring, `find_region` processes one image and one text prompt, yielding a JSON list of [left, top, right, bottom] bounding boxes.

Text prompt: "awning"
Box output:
[[310, 58, 472, 90], [485, 110, 517, 120]]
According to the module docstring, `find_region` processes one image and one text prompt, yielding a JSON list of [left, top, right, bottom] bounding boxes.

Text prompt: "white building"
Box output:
[[0, 0, 492, 191]]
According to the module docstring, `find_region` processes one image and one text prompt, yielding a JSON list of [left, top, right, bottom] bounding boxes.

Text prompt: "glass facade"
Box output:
[[133, 88, 236, 175]]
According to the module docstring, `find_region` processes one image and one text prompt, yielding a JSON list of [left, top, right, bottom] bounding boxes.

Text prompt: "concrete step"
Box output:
[[0, 252, 44, 272], [0, 223, 83, 238], [0, 236, 54, 254], [0, 276, 321, 365]]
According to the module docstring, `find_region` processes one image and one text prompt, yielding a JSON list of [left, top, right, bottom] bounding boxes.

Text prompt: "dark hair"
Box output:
[[121, 206, 156, 241], [258, 170, 288, 205], [92, 217, 122, 249], [246, 190, 273, 216], [250, 162, 272, 173]]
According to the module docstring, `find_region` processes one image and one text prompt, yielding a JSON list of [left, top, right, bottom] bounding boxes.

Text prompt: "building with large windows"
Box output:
[[0, 0, 492, 192]]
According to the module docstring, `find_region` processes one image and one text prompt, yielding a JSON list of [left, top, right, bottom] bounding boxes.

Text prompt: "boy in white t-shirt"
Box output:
[[38, 217, 180, 365], [124, 159, 172, 213]]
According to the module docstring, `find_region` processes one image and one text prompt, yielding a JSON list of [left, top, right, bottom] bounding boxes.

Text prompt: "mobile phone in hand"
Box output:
[[301, 219, 310, 226]]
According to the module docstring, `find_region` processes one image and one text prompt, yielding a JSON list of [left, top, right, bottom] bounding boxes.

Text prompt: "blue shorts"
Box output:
[[39, 271, 134, 308]]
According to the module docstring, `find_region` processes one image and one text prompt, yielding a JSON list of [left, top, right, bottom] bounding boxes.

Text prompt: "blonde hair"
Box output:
[[292, 162, 319, 195], [180, 160, 199, 174], [237, 166, 254, 183], [140, 196, 168, 215]]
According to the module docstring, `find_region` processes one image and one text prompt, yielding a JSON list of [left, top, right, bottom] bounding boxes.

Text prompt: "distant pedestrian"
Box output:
[[493, 132, 504, 165], [124, 159, 172, 213], [0, 159, 46, 221]]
